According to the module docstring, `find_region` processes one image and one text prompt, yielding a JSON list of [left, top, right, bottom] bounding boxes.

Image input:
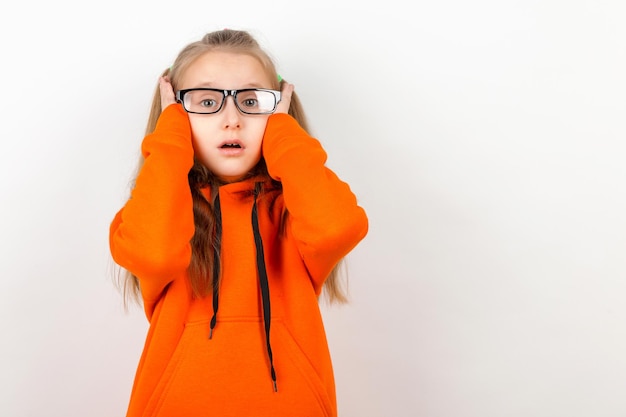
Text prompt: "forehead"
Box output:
[[179, 51, 272, 89]]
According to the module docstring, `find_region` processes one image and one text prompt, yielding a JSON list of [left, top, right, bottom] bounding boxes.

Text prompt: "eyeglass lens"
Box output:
[[182, 90, 277, 114]]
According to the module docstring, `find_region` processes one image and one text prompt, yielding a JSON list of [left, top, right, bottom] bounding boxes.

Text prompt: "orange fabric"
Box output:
[[110, 103, 368, 417]]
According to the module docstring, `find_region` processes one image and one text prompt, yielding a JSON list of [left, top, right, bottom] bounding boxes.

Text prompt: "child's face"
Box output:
[[178, 51, 274, 182]]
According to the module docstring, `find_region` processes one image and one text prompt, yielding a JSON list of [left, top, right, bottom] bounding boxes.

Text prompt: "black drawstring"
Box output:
[[206, 186, 277, 392], [252, 183, 278, 392], [209, 192, 222, 339]]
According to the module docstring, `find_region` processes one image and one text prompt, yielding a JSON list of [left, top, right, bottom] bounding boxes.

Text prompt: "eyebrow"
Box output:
[[192, 82, 268, 89]]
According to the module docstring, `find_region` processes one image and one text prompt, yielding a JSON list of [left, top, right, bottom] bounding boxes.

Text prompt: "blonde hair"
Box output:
[[116, 29, 347, 307]]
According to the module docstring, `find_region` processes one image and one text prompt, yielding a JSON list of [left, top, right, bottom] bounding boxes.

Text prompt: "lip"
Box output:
[[218, 139, 245, 156]]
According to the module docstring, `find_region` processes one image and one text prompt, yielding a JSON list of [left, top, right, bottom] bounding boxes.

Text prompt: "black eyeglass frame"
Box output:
[[175, 88, 282, 115]]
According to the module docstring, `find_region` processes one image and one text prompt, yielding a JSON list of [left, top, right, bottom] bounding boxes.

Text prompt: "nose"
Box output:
[[221, 96, 241, 128]]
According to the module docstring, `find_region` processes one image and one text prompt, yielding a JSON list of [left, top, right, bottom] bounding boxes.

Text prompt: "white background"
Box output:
[[1, 1, 625, 416]]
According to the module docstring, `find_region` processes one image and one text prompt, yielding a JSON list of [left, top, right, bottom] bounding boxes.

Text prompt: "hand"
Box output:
[[275, 82, 294, 114], [159, 76, 177, 111]]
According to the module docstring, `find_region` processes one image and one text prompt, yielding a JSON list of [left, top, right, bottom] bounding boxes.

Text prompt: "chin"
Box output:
[[216, 172, 249, 183]]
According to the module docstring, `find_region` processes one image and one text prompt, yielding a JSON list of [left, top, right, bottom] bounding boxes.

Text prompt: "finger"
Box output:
[[159, 76, 177, 111], [275, 82, 294, 114]]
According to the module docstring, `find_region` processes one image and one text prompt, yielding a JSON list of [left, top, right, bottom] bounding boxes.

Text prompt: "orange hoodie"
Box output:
[[110, 103, 368, 417]]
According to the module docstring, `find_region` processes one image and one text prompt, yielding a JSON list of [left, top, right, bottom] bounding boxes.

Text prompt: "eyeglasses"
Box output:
[[175, 88, 282, 115]]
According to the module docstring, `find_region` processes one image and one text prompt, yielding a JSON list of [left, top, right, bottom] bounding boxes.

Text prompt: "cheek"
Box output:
[[188, 118, 214, 149], [188, 124, 213, 164], [250, 117, 270, 143], [189, 118, 209, 142]]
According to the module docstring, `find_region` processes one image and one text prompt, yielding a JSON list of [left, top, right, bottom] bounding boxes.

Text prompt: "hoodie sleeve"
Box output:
[[262, 113, 368, 292], [109, 103, 195, 312]]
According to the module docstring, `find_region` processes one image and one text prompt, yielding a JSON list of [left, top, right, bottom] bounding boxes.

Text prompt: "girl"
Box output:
[[109, 29, 368, 417]]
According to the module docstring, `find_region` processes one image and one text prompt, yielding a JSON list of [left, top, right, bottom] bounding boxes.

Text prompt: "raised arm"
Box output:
[[262, 113, 368, 291], [109, 103, 195, 309]]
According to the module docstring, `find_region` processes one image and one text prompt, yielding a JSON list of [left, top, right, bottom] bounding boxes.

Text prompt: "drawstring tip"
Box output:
[[208, 328, 213, 339], [273, 380, 278, 392]]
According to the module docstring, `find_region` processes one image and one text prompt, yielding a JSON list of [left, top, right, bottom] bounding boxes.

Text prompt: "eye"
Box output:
[[241, 98, 259, 109], [200, 98, 218, 108]]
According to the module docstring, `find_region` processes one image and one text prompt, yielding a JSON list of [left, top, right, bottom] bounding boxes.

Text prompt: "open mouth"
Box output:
[[221, 143, 242, 149]]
